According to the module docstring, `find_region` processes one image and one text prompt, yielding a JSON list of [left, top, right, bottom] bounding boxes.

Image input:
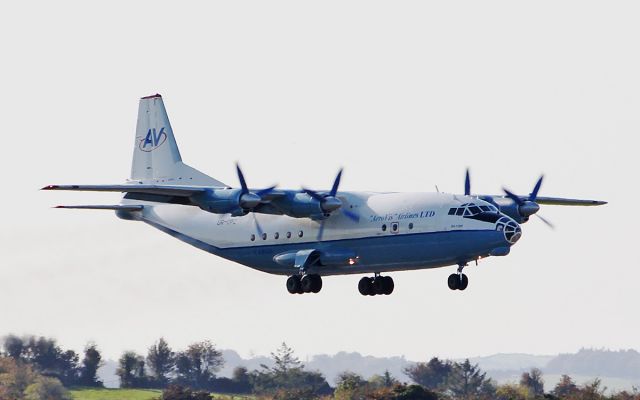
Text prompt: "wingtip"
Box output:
[[140, 93, 162, 100], [41, 185, 57, 190]]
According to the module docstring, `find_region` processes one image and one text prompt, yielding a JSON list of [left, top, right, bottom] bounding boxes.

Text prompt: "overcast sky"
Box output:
[[1, 1, 637, 363]]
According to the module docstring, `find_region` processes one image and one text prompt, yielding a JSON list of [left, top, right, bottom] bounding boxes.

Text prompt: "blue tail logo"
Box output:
[[139, 127, 167, 152]]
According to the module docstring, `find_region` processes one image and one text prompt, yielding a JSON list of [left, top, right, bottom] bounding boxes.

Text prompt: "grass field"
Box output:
[[70, 388, 255, 400]]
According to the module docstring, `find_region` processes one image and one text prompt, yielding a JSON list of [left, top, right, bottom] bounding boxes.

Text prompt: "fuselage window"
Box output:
[[250, 234, 256, 241], [298, 230, 304, 238], [382, 224, 387, 232], [262, 233, 267, 240], [274, 232, 279, 239], [286, 231, 292, 239], [448, 208, 456, 215], [455, 208, 464, 216], [408, 222, 414, 230]]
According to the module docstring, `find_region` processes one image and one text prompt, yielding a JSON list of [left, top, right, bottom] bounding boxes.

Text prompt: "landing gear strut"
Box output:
[[448, 264, 468, 291], [286, 274, 322, 294], [358, 274, 394, 296]]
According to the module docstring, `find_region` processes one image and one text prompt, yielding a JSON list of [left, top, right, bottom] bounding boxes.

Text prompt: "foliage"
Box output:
[[23, 376, 72, 400], [147, 338, 175, 387], [404, 357, 453, 391], [519, 368, 545, 398], [160, 384, 211, 400], [250, 343, 331, 397], [79, 344, 103, 387], [117, 351, 149, 388], [174, 341, 224, 390]]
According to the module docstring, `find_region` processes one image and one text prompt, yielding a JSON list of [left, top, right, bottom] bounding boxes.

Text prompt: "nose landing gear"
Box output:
[[448, 264, 469, 291], [358, 274, 394, 296]]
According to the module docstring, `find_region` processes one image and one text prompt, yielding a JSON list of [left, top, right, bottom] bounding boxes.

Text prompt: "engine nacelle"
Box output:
[[190, 188, 244, 214], [272, 192, 325, 219]]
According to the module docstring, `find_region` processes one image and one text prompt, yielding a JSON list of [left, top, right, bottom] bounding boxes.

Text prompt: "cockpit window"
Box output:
[[450, 202, 497, 217]]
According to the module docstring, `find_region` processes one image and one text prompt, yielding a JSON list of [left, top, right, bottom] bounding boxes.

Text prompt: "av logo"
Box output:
[[139, 127, 167, 152]]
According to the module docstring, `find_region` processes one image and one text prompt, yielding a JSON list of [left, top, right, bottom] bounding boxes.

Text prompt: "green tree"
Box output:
[[519, 368, 544, 398], [175, 340, 223, 389], [404, 357, 453, 391], [271, 342, 301, 374], [23, 376, 72, 400], [147, 338, 174, 387], [369, 370, 400, 389], [116, 351, 147, 388], [551, 375, 578, 398], [79, 343, 103, 387], [334, 371, 368, 400], [3, 335, 25, 359], [0, 356, 38, 399], [448, 359, 491, 399], [391, 384, 440, 400], [160, 384, 211, 400]]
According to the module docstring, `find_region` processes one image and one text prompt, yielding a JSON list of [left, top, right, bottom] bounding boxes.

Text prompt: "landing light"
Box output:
[[348, 258, 358, 265]]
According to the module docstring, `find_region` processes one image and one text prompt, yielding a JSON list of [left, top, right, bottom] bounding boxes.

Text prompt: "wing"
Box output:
[[481, 195, 607, 206]]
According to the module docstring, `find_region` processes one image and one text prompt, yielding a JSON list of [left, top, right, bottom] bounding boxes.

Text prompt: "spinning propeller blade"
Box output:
[[464, 168, 471, 196]]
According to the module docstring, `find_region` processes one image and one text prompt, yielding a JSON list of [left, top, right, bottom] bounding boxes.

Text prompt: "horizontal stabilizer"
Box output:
[[54, 205, 144, 211], [42, 184, 207, 197]]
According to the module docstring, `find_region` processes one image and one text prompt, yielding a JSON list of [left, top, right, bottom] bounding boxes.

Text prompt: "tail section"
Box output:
[[131, 94, 226, 187]]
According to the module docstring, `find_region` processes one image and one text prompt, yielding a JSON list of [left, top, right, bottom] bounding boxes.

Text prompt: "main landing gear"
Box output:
[[286, 274, 322, 294], [358, 275, 394, 296], [448, 264, 469, 291]]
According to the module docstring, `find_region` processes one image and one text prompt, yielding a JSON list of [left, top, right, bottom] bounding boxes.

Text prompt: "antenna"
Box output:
[[435, 185, 440, 193]]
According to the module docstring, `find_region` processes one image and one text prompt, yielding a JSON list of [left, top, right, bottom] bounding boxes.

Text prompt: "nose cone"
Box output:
[[239, 193, 261, 209], [321, 196, 342, 212], [519, 201, 540, 217]]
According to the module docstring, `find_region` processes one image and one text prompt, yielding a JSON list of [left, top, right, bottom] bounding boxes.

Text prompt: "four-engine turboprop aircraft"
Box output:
[[43, 94, 607, 296]]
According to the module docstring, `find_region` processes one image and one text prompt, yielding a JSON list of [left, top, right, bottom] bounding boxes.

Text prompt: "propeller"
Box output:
[[302, 169, 360, 241], [503, 175, 555, 229], [224, 163, 277, 215], [464, 168, 471, 196]]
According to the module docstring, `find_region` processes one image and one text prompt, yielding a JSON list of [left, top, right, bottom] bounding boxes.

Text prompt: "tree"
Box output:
[[519, 368, 544, 397], [495, 383, 529, 400], [391, 384, 440, 400], [448, 359, 491, 399], [0, 356, 38, 399], [175, 340, 223, 389], [23, 376, 72, 400], [552, 374, 578, 398], [271, 342, 301, 374], [147, 338, 174, 387], [79, 343, 103, 387], [334, 371, 368, 400], [230, 366, 251, 393], [369, 370, 400, 389], [116, 351, 147, 388], [3, 335, 25, 359], [404, 357, 453, 391]]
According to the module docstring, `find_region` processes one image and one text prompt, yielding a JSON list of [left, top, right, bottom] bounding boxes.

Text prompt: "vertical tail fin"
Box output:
[[130, 94, 226, 187]]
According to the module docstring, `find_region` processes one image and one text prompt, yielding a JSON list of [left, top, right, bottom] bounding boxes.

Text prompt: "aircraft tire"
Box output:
[[383, 276, 394, 295], [358, 277, 373, 296], [286, 275, 302, 294], [301, 275, 314, 293], [447, 274, 460, 290], [458, 274, 469, 291], [310, 275, 322, 293], [373, 277, 386, 295]]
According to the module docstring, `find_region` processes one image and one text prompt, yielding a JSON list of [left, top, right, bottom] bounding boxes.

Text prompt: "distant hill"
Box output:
[[545, 348, 640, 380]]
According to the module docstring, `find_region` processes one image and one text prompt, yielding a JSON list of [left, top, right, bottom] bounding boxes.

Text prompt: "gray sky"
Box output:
[[1, 1, 637, 362]]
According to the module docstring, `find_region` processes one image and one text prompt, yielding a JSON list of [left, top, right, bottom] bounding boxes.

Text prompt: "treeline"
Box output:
[[3, 334, 640, 400], [1, 335, 102, 387]]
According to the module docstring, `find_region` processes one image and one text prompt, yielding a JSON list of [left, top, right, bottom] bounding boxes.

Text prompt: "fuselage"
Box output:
[[119, 191, 521, 276]]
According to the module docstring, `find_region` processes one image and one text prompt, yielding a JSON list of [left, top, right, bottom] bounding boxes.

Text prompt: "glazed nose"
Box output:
[[505, 221, 522, 244]]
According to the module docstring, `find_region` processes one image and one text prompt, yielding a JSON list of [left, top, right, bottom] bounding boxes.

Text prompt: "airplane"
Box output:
[[43, 94, 607, 296]]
